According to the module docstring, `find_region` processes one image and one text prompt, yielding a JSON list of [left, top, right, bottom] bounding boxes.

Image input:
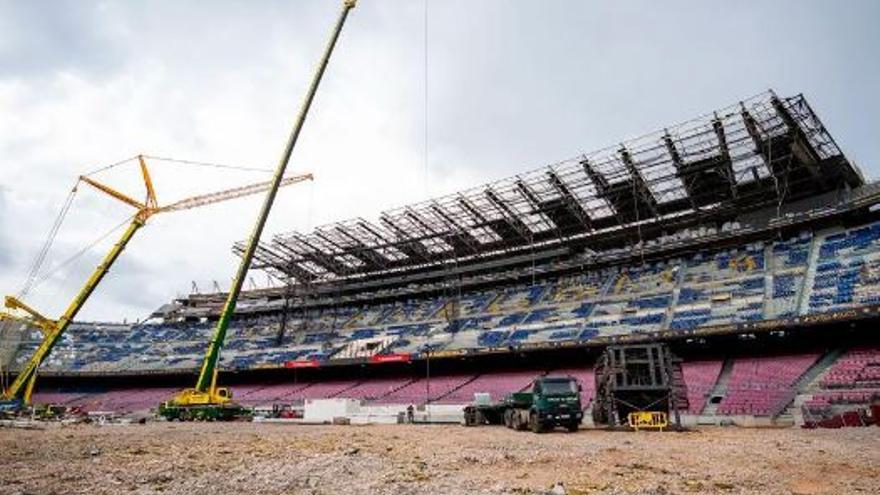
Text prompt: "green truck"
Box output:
[[463, 375, 583, 433]]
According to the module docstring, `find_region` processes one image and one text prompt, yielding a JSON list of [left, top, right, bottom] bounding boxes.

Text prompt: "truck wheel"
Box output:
[[475, 411, 485, 426], [530, 413, 544, 434], [463, 407, 475, 426], [566, 422, 579, 432]]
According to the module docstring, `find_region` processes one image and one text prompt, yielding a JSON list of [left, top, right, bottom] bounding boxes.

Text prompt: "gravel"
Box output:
[[1, 422, 878, 495]]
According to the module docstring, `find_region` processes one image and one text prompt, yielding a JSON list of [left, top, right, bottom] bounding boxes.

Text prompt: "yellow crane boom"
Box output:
[[159, 174, 312, 214], [1, 156, 311, 406]]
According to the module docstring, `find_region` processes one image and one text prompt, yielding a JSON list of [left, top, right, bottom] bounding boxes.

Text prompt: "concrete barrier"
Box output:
[[303, 399, 361, 422]]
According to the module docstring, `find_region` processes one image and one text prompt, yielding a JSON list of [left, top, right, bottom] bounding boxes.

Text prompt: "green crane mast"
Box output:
[[159, 0, 357, 421]]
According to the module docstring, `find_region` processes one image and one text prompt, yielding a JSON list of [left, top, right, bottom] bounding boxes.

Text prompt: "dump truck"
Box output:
[[463, 375, 583, 433]]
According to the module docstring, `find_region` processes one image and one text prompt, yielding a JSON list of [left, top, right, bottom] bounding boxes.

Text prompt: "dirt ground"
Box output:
[[1, 422, 878, 495]]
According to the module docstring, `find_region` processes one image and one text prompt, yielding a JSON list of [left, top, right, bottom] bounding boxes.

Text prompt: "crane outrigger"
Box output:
[[0, 156, 312, 413], [158, 0, 357, 421]]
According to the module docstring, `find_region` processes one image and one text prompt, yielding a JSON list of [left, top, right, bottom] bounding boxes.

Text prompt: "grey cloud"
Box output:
[[34, 244, 163, 322], [423, 0, 880, 181], [0, 1, 125, 78], [97, 254, 165, 320], [1, 1, 878, 322]]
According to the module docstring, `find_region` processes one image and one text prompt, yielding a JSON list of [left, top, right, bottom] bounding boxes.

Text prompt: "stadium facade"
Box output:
[[4, 90, 879, 426]]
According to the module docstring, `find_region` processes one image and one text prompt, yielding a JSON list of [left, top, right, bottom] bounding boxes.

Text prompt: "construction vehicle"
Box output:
[[463, 375, 584, 433], [158, 0, 357, 421], [0, 156, 312, 414]]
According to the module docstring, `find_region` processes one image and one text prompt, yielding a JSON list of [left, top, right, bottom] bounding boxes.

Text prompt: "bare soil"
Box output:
[[1, 422, 878, 495]]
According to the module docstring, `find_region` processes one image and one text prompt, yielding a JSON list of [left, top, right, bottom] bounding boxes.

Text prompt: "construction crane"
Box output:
[[0, 155, 312, 412], [158, 0, 357, 421]]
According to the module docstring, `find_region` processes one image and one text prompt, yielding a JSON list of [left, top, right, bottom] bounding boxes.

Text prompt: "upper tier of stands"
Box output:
[[9, 219, 880, 374]]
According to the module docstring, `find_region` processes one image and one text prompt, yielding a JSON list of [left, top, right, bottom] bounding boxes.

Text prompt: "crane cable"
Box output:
[[82, 155, 140, 177], [84, 154, 274, 178], [26, 214, 136, 295], [423, 0, 430, 199], [142, 155, 274, 174], [18, 182, 79, 298], [15, 154, 274, 301]]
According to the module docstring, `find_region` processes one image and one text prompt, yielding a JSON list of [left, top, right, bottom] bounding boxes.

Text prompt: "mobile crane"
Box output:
[[158, 0, 357, 421], [0, 156, 312, 414]]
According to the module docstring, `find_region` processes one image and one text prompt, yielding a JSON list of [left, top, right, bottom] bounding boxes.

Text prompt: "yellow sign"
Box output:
[[627, 411, 668, 431]]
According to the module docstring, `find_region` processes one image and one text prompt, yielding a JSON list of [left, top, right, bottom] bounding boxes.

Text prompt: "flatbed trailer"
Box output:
[[463, 376, 583, 433]]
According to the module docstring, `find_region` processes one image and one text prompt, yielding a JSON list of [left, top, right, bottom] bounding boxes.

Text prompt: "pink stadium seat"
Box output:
[[802, 346, 880, 425], [681, 360, 724, 414], [718, 353, 818, 416], [290, 380, 359, 400], [235, 382, 312, 406], [376, 374, 476, 404], [30, 391, 86, 406], [820, 348, 880, 388], [435, 369, 540, 404], [338, 377, 413, 401]]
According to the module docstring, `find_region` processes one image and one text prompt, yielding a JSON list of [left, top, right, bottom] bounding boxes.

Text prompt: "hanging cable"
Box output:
[[143, 155, 274, 174], [307, 179, 316, 231], [423, 0, 430, 198], [83, 154, 273, 178], [18, 181, 79, 298], [81, 155, 141, 177], [26, 214, 136, 294]]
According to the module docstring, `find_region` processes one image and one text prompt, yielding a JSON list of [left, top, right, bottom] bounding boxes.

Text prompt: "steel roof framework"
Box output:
[[239, 91, 859, 283]]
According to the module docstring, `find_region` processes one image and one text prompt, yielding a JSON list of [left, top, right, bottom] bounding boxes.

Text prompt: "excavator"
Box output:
[[158, 0, 357, 421], [0, 156, 312, 414]]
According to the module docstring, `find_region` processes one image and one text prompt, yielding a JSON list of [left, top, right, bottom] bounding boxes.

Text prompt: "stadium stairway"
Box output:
[[795, 233, 819, 316], [770, 349, 842, 424], [660, 267, 687, 331], [430, 374, 481, 403], [343, 377, 418, 402], [288, 380, 360, 400], [787, 347, 846, 425], [762, 243, 775, 318], [797, 231, 824, 315], [280, 382, 316, 400], [697, 358, 734, 423]]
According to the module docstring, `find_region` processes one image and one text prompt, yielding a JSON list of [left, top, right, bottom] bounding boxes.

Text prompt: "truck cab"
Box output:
[[501, 375, 583, 433], [526, 376, 583, 432]]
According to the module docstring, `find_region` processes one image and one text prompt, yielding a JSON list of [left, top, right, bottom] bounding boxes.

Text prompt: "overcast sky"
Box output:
[[1, 0, 878, 322]]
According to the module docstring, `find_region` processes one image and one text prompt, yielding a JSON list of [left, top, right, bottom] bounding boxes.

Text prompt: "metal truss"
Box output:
[[245, 91, 860, 283]]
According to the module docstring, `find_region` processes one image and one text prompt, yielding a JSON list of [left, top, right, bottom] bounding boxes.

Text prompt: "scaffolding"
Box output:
[[592, 343, 687, 428]]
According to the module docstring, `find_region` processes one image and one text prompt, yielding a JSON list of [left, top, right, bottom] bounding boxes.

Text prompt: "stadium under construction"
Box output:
[[4, 2, 880, 493], [2, 89, 878, 429]]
